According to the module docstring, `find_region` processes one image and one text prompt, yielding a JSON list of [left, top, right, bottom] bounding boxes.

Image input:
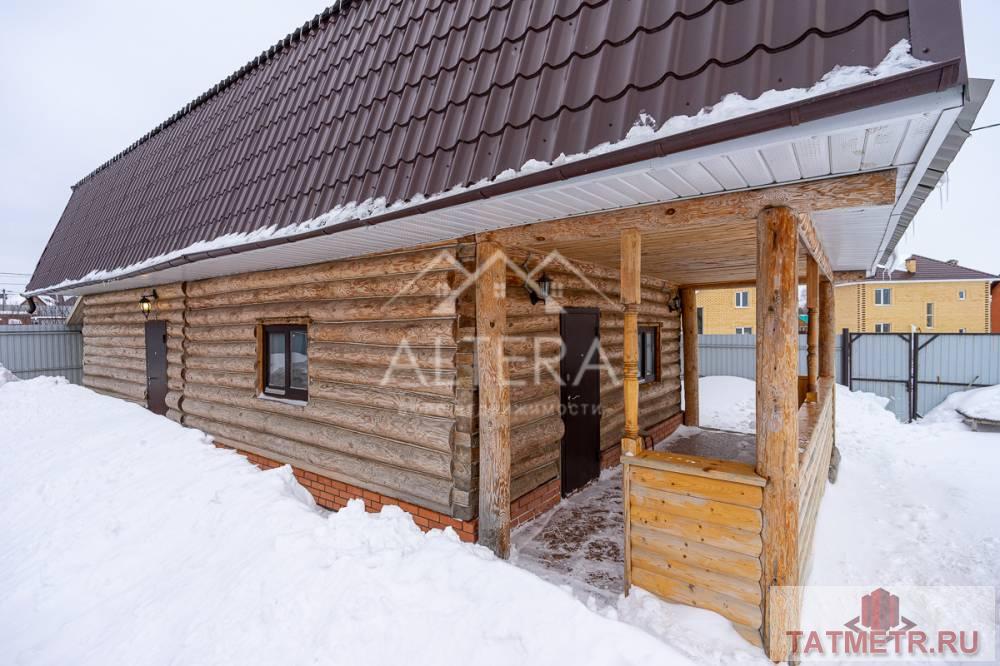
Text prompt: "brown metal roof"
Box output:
[[870, 255, 997, 282], [29, 0, 967, 292]]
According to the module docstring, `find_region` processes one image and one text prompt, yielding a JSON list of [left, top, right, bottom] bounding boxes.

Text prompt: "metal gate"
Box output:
[[913, 333, 1000, 419], [842, 331, 913, 422]]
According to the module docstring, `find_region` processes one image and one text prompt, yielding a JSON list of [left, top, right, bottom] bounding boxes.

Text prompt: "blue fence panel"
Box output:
[[916, 334, 1000, 418]]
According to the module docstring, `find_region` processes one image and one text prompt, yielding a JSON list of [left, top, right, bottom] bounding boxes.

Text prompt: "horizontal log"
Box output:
[[631, 544, 761, 605], [186, 355, 256, 374], [310, 362, 455, 397], [186, 246, 457, 297], [511, 414, 564, 462], [505, 314, 558, 336], [512, 461, 559, 501], [83, 362, 146, 385], [182, 383, 454, 452], [311, 319, 456, 347], [630, 523, 761, 582], [188, 271, 453, 311], [84, 335, 145, 350], [83, 352, 145, 372], [629, 505, 762, 557], [310, 342, 455, 370], [184, 341, 256, 358], [309, 379, 453, 419], [631, 558, 762, 629], [83, 374, 145, 401], [85, 298, 185, 317], [186, 325, 257, 342], [185, 417, 453, 512], [84, 310, 184, 326], [83, 283, 184, 306], [183, 368, 256, 390], [185, 295, 452, 326], [630, 467, 763, 509], [183, 398, 451, 478]]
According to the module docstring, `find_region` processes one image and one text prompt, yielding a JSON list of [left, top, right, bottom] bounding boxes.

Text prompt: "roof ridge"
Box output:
[[71, 0, 358, 190]]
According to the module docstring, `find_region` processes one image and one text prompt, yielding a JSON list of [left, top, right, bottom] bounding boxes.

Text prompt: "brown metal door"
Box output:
[[144, 320, 168, 416], [559, 309, 601, 495]]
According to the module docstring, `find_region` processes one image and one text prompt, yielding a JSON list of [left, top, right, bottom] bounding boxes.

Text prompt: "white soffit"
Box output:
[[64, 87, 965, 297]]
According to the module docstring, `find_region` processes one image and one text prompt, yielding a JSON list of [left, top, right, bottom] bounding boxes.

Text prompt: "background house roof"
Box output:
[[28, 0, 967, 293], [870, 255, 998, 281]]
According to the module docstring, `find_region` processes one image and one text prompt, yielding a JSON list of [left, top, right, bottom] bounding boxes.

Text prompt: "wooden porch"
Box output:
[[474, 172, 874, 659]]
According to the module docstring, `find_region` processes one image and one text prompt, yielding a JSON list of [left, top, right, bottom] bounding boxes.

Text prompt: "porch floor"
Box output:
[[511, 427, 756, 601]]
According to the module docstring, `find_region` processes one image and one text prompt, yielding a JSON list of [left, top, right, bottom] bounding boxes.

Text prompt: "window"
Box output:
[[637, 326, 659, 384], [875, 323, 891, 333], [696, 307, 704, 335], [735, 291, 750, 308], [874, 287, 891, 305], [926, 303, 934, 329], [262, 324, 309, 401], [735, 326, 752, 335], [958, 289, 966, 301]]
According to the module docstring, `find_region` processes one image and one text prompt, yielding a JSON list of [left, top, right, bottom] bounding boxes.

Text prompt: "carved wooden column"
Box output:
[[805, 254, 819, 399], [756, 206, 800, 660], [819, 278, 836, 379], [621, 228, 642, 456], [476, 239, 511, 557], [681, 287, 699, 426]]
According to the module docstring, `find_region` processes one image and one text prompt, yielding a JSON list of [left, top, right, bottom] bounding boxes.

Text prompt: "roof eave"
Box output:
[[27, 59, 962, 297]]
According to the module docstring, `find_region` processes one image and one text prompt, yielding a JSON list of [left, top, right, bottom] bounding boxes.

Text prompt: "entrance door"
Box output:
[[560, 309, 601, 495], [144, 320, 168, 416]]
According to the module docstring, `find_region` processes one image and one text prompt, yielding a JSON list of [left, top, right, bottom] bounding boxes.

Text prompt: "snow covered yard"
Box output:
[[0, 371, 692, 666], [2, 368, 998, 665]]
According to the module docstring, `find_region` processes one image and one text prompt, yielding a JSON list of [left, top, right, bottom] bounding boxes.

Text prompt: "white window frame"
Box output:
[[958, 289, 966, 301], [874, 323, 891, 333], [734, 291, 750, 308], [735, 326, 752, 335], [926, 302, 934, 329], [874, 287, 892, 306]]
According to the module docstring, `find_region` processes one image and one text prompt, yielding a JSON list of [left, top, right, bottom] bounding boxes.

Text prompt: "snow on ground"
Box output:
[[0, 362, 18, 386], [3, 370, 998, 665], [0, 376, 693, 666], [922, 384, 1000, 427]]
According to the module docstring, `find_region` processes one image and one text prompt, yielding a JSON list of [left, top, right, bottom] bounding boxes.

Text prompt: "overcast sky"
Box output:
[[1, 0, 998, 297]]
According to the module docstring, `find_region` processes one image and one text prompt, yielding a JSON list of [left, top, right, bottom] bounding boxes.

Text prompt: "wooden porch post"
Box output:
[[476, 240, 511, 558], [756, 206, 800, 660], [621, 228, 642, 456], [805, 255, 819, 399], [681, 287, 699, 426], [819, 278, 836, 379]]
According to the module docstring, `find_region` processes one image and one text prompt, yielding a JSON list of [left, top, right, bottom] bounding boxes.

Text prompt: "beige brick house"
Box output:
[[835, 255, 995, 333], [699, 255, 996, 334]]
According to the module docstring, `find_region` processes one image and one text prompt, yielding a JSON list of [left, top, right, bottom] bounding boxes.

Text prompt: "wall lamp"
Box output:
[[667, 292, 682, 313], [139, 290, 158, 319], [525, 273, 552, 305]]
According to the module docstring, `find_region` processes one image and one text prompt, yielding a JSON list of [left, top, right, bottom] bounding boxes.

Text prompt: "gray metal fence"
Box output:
[[0, 324, 83, 384], [698, 332, 999, 422], [697, 334, 843, 384]]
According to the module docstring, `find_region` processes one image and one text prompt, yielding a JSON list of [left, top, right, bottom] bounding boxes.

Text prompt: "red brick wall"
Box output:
[[233, 447, 564, 543]]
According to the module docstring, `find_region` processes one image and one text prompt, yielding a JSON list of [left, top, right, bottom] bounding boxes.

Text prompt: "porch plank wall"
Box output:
[[83, 245, 474, 519]]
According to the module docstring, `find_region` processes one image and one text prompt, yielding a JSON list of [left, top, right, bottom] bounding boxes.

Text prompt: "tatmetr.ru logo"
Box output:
[[770, 585, 995, 662]]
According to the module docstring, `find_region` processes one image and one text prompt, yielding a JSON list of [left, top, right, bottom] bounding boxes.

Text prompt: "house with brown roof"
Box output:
[[835, 255, 997, 333], [695, 255, 997, 334], [24, 1, 986, 658]]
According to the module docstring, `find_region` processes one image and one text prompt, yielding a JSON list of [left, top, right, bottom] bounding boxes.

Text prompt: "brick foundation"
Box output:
[[600, 411, 684, 469], [233, 448, 478, 542], [510, 478, 561, 527], [231, 448, 564, 543]]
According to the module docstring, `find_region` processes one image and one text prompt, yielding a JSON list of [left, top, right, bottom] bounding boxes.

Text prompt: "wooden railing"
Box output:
[[797, 377, 835, 574], [623, 451, 766, 647]]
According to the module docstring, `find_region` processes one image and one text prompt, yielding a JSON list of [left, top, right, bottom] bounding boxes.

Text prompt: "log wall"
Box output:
[[82, 284, 186, 408], [623, 451, 765, 647], [80, 238, 682, 523], [457, 245, 681, 504]]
